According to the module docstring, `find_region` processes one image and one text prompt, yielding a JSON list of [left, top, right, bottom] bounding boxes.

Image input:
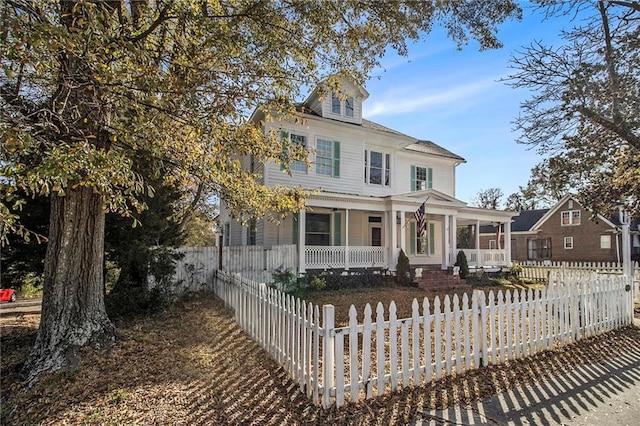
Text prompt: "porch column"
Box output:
[[345, 209, 350, 270], [389, 209, 397, 270], [450, 215, 457, 268], [299, 208, 306, 273], [399, 210, 406, 254], [475, 220, 481, 268], [442, 215, 450, 269], [505, 220, 512, 266]]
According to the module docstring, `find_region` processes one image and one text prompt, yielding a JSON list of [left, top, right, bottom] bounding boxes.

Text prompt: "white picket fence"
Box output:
[[167, 244, 297, 292], [515, 261, 639, 282], [213, 270, 633, 409]]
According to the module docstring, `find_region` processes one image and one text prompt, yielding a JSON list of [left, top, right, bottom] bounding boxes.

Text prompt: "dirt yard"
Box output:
[[2, 292, 639, 425]]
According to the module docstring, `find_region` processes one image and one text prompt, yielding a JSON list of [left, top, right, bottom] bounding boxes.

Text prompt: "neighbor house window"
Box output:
[[600, 235, 611, 249], [528, 238, 551, 260], [306, 213, 331, 246], [331, 92, 341, 114], [316, 138, 340, 177], [561, 210, 581, 226], [290, 133, 307, 173], [345, 96, 354, 117], [489, 240, 497, 250], [411, 165, 433, 191], [365, 150, 391, 186], [564, 236, 573, 249], [247, 219, 256, 246]]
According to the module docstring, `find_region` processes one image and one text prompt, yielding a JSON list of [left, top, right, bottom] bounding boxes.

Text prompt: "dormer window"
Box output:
[[331, 93, 341, 114], [331, 92, 355, 118], [345, 96, 354, 117]]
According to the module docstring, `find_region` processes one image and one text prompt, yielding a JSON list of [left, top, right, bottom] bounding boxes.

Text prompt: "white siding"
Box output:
[[395, 151, 457, 197], [264, 116, 458, 198]]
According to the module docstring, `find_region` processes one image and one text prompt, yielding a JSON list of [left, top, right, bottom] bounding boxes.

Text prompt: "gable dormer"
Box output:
[[303, 76, 369, 125]]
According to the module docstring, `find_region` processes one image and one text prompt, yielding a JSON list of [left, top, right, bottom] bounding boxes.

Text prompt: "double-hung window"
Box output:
[[411, 165, 433, 191], [316, 138, 340, 177], [331, 93, 341, 114], [345, 96, 354, 117], [561, 210, 581, 226], [364, 150, 391, 186], [290, 134, 307, 173], [305, 213, 331, 246], [563, 236, 573, 249], [331, 92, 355, 118]]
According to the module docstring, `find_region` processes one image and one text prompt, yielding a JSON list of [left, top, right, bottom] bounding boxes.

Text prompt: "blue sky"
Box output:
[[361, 4, 575, 205]]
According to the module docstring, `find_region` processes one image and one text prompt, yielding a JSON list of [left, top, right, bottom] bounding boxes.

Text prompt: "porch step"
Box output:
[[413, 267, 472, 293]]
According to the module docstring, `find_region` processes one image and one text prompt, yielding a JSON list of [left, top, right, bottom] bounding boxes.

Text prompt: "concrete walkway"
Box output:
[[417, 336, 640, 426]]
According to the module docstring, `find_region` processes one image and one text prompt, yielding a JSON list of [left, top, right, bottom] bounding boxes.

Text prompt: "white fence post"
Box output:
[[322, 304, 335, 409]]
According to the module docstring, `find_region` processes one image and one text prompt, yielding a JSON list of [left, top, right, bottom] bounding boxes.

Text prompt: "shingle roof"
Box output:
[[479, 208, 549, 233], [412, 140, 466, 162], [293, 106, 465, 162]]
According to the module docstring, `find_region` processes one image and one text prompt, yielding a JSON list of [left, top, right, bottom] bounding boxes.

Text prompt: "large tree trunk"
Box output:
[[23, 186, 116, 383]]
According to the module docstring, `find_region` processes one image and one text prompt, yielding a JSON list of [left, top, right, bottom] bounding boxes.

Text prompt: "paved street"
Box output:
[[0, 298, 42, 316], [417, 332, 640, 426]]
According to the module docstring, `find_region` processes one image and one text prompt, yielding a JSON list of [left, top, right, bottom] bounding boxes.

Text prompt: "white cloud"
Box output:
[[364, 77, 503, 117]]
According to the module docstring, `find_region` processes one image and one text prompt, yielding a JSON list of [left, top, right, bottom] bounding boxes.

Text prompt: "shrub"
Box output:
[[456, 250, 469, 279], [395, 249, 411, 285], [309, 275, 327, 291], [105, 286, 169, 320], [17, 272, 43, 299], [271, 265, 305, 296], [509, 264, 523, 281]]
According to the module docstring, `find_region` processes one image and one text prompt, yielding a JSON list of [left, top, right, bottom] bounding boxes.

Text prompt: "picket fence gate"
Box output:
[[213, 270, 633, 409]]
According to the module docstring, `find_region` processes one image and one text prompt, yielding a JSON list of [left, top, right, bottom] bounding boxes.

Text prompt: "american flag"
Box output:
[[414, 201, 426, 237]]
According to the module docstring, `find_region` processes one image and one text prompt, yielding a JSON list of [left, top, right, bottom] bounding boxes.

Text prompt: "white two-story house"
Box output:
[[219, 77, 516, 272]]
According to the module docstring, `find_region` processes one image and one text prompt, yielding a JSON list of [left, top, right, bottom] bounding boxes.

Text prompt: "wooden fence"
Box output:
[[514, 261, 640, 282], [167, 244, 297, 292], [213, 270, 633, 409]]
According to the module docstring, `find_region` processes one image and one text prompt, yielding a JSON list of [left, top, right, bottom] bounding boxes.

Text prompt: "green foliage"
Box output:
[[395, 249, 412, 285], [0, 194, 48, 291], [271, 266, 303, 296], [305, 269, 390, 291], [509, 264, 523, 281], [105, 286, 169, 321], [16, 273, 43, 299], [309, 275, 327, 292], [456, 250, 469, 279]]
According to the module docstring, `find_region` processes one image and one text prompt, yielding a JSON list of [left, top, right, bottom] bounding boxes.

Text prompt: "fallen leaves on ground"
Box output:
[[1, 294, 639, 425]]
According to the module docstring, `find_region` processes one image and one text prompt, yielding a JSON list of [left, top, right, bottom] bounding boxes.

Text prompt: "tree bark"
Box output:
[[23, 186, 116, 383]]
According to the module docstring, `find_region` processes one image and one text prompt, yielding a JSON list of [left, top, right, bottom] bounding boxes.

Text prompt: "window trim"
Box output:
[[289, 133, 308, 173], [564, 236, 573, 250], [365, 149, 391, 186], [411, 165, 433, 191], [600, 234, 612, 249], [561, 210, 581, 226], [315, 137, 340, 178], [331, 92, 341, 114], [305, 213, 331, 246]]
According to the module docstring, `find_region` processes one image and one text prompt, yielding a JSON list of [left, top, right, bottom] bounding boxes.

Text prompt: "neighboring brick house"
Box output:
[[479, 195, 635, 263]]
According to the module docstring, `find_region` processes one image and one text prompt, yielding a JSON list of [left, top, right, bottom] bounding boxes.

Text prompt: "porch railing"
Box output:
[[461, 248, 507, 267], [305, 246, 387, 270]]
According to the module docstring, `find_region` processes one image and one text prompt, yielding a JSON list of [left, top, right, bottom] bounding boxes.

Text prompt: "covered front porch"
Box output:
[[295, 190, 517, 273]]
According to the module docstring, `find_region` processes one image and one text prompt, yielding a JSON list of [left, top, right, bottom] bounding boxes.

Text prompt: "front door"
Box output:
[[370, 226, 382, 246]]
